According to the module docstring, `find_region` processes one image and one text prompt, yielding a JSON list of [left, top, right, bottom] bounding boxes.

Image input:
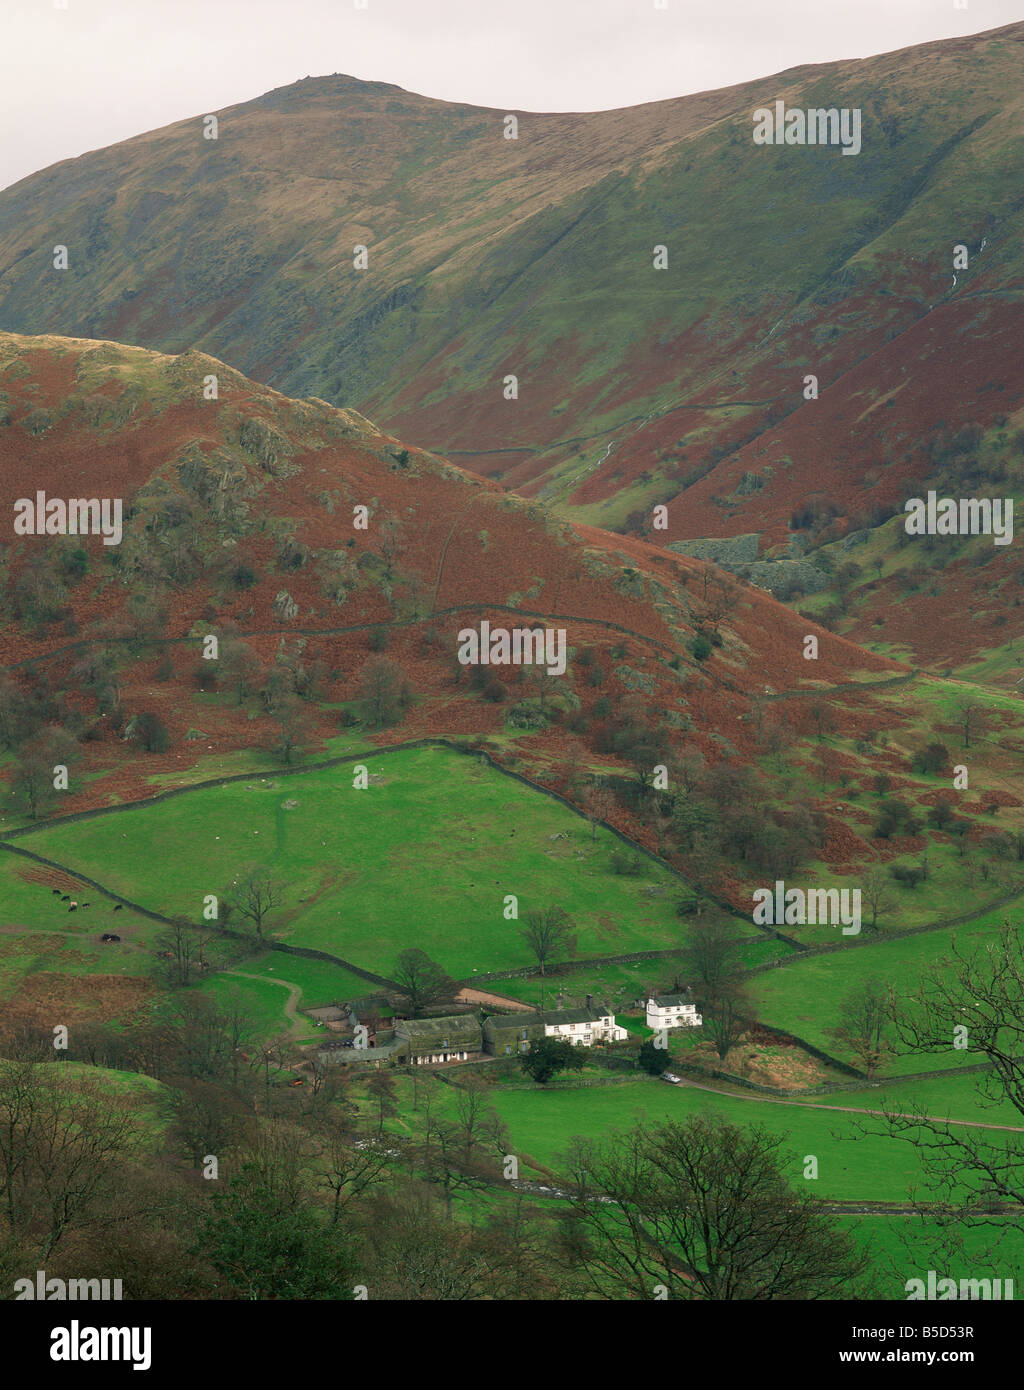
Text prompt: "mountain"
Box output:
[[0, 24, 1021, 674], [1, 330, 936, 898]]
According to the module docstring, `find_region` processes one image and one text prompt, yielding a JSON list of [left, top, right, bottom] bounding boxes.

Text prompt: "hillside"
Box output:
[[3, 331, 1024, 927], [0, 25, 1021, 674]]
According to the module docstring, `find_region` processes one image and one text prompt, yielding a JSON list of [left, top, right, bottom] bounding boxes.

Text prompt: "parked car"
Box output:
[[660, 1072, 682, 1084]]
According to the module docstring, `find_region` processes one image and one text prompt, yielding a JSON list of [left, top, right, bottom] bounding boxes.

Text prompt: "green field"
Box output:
[[750, 900, 1016, 1076], [485, 1078, 968, 1202], [13, 746, 699, 981]]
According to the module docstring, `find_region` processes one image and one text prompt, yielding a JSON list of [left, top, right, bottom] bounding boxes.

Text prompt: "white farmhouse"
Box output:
[[646, 992, 702, 1030], [539, 1006, 628, 1046]]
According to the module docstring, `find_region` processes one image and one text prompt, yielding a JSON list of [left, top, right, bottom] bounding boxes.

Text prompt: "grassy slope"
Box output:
[[11, 746, 697, 981]]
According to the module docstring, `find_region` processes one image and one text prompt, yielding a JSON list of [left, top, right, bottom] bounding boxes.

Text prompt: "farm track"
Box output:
[[673, 1075, 1024, 1133], [224, 968, 308, 1038]]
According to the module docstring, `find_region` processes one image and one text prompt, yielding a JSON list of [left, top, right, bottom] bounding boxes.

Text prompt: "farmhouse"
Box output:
[[483, 1013, 546, 1056], [646, 992, 702, 1030], [484, 1006, 627, 1055], [394, 1014, 483, 1065]]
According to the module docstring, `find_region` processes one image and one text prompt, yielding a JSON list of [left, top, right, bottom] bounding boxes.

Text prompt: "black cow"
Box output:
[[101, 933, 121, 943], [113, 904, 123, 912]]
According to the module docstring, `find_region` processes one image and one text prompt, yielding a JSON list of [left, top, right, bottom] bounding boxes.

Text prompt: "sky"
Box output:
[[1, 0, 1019, 190]]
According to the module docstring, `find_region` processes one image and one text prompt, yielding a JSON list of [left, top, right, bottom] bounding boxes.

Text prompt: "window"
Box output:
[[521, 1029, 527, 1040], [505, 1045, 512, 1055], [520, 1041, 528, 1053]]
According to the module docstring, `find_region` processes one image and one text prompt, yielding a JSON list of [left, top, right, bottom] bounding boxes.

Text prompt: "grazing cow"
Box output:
[[60, 895, 70, 902], [52, 888, 61, 896], [101, 933, 121, 943], [81, 902, 90, 908], [113, 904, 123, 912], [68, 905, 77, 912]]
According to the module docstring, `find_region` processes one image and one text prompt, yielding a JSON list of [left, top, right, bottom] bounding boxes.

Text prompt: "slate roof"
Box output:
[[396, 1015, 482, 1044], [536, 1007, 613, 1027]]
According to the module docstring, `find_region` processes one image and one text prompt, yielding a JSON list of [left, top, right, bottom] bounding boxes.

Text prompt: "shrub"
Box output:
[[610, 849, 643, 876], [135, 712, 170, 753], [910, 741, 951, 775]]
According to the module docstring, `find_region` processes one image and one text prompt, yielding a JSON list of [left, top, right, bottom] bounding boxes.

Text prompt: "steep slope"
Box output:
[[3, 333, 1023, 929], [0, 24, 1020, 530]]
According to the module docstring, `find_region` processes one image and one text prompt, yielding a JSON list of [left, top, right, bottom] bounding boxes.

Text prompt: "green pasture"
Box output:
[[750, 900, 1017, 1075], [14, 746, 694, 981], [484, 1077, 1006, 1203]]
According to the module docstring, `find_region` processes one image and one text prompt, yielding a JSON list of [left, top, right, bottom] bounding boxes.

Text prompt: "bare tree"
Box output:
[[520, 905, 575, 976], [227, 868, 285, 939], [392, 948, 457, 1015], [954, 698, 984, 750], [155, 918, 211, 987], [559, 1115, 867, 1299], [861, 865, 899, 931], [359, 656, 414, 729], [828, 978, 894, 1078]]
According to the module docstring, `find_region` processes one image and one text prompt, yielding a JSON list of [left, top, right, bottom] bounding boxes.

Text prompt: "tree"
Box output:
[[0, 1060, 143, 1260], [911, 741, 951, 776], [317, 1129, 393, 1223], [135, 711, 170, 753], [954, 698, 983, 750], [226, 868, 285, 939], [808, 699, 837, 744], [359, 1183, 516, 1298], [365, 1071, 398, 1138], [682, 920, 744, 1004], [219, 634, 262, 705], [272, 694, 313, 764], [421, 1084, 509, 1218], [876, 921, 1024, 1272], [828, 979, 894, 1078], [860, 865, 898, 931], [558, 1115, 867, 1299], [584, 784, 616, 843], [637, 1040, 666, 1075], [524, 662, 560, 712], [358, 656, 414, 729], [520, 1036, 587, 1084], [519, 905, 574, 976], [392, 948, 456, 1016], [191, 1130, 355, 1299], [154, 918, 211, 988], [11, 729, 79, 820], [700, 989, 751, 1062]]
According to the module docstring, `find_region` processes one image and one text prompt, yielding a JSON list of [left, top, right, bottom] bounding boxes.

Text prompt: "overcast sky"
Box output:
[[1, 0, 1019, 190]]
